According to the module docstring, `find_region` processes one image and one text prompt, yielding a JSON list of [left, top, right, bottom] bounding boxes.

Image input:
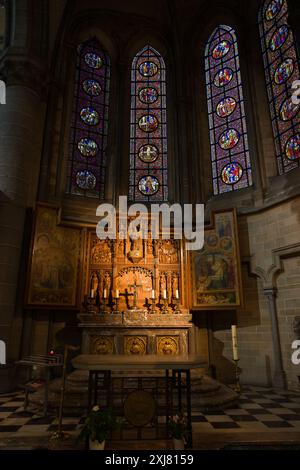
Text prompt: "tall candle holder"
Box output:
[[101, 296, 110, 314], [113, 296, 120, 314], [161, 298, 169, 315], [150, 297, 157, 314], [173, 298, 181, 315], [234, 359, 241, 394]]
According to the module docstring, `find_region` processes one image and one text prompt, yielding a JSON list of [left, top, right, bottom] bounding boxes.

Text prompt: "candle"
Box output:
[[163, 289, 167, 299], [231, 325, 239, 361], [116, 289, 119, 298], [103, 289, 107, 299], [175, 289, 179, 299], [152, 289, 155, 299], [90, 289, 94, 299]]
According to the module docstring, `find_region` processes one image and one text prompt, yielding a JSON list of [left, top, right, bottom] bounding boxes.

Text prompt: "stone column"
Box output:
[[287, 0, 300, 56], [264, 288, 287, 389], [0, 55, 46, 390]]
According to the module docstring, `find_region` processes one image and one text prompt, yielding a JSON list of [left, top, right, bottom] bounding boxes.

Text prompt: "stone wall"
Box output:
[[212, 197, 300, 390]]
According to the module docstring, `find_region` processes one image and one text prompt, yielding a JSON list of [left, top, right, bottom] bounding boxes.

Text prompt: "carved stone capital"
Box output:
[[0, 53, 48, 99]]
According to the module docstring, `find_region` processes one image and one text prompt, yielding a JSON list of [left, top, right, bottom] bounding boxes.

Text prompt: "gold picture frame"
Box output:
[[189, 209, 242, 309], [25, 204, 82, 308]]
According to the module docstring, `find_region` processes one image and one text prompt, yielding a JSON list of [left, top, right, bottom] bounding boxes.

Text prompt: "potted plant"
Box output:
[[79, 405, 119, 450], [168, 413, 188, 450]]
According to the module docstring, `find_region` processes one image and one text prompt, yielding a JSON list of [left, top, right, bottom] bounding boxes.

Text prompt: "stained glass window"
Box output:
[[67, 38, 110, 198], [259, 0, 300, 174], [205, 25, 253, 195], [129, 46, 168, 202], [0, 2, 5, 50]]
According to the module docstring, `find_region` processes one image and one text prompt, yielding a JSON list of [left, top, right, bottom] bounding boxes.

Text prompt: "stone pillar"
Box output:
[[287, 0, 300, 56], [264, 288, 287, 389], [0, 55, 46, 390]]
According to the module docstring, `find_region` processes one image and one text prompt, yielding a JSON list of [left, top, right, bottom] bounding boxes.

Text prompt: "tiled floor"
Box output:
[[0, 386, 300, 448]]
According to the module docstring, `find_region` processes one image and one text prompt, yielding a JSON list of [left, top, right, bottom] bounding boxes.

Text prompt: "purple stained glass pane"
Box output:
[[259, 0, 300, 174], [67, 38, 110, 198], [130, 46, 168, 202], [205, 25, 253, 195]]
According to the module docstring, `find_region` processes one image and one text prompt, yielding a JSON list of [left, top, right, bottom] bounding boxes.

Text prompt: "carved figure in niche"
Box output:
[[159, 240, 178, 264], [127, 226, 144, 263], [147, 231, 153, 255], [103, 272, 111, 296], [91, 239, 112, 264], [172, 274, 179, 297], [91, 272, 99, 293], [160, 274, 167, 297], [162, 340, 173, 355]]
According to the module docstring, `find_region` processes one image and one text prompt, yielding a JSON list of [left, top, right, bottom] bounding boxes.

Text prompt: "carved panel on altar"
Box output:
[[190, 209, 242, 309], [156, 336, 179, 355], [124, 336, 147, 355], [90, 335, 114, 355], [26, 205, 81, 308]]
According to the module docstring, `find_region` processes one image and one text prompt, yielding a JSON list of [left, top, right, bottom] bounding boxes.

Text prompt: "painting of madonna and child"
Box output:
[[190, 209, 242, 309]]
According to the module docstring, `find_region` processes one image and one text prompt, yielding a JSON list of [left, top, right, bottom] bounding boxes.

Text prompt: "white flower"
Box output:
[[92, 405, 100, 412]]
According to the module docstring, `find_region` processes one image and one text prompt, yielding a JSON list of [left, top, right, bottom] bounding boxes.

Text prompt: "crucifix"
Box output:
[[128, 277, 143, 309]]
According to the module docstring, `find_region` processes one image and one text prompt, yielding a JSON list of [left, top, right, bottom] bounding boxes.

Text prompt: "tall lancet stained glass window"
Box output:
[[67, 38, 110, 198], [129, 46, 168, 202], [205, 25, 252, 195], [259, 0, 300, 174]]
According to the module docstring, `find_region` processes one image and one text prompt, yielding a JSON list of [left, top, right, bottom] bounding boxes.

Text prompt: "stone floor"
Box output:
[[0, 385, 300, 449]]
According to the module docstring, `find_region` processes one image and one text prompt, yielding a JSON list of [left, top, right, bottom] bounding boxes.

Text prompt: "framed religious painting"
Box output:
[[25, 204, 82, 308], [189, 209, 242, 309]]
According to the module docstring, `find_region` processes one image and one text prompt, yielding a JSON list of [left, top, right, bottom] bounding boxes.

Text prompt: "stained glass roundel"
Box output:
[[138, 114, 158, 133], [219, 129, 240, 150], [274, 58, 294, 84], [285, 134, 300, 160], [212, 41, 231, 59], [82, 79, 102, 96], [214, 68, 233, 87], [139, 87, 158, 104], [139, 61, 158, 77], [138, 144, 159, 163], [265, 0, 284, 21], [279, 98, 300, 121], [84, 52, 103, 69], [80, 107, 99, 126], [221, 162, 243, 185], [77, 138, 98, 157], [76, 170, 97, 190], [216, 97, 236, 118], [269, 25, 289, 51], [138, 175, 160, 195]]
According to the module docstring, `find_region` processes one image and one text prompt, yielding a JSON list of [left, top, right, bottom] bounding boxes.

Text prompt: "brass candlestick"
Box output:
[[173, 298, 181, 314], [101, 296, 110, 314], [150, 297, 157, 314], [161, 298, 169, 314], [234, 359, 241, 394], [113, 297, 120, 314]]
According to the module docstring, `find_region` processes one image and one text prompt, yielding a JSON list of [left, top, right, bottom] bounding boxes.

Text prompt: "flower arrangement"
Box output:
[[79, 405, 120, 444], [168, 413, 188, 442]]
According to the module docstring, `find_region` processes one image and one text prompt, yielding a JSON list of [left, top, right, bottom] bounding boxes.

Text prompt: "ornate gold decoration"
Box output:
[[124, 390, 156, 426], [90, 336, 114, 354], [124, 336, 147, 355], [158, 240, 179, 264], [127, 237, 144, 263], [91, 239, 112, 264], [27, 205, 81, 307], [156, 336, 179, 355]]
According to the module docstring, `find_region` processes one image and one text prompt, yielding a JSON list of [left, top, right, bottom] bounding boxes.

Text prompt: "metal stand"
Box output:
[[150, 297, 157, 314], [161, 298, 169, 315], [50, 345, 78, 442], [234, 359, 241, 394]]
